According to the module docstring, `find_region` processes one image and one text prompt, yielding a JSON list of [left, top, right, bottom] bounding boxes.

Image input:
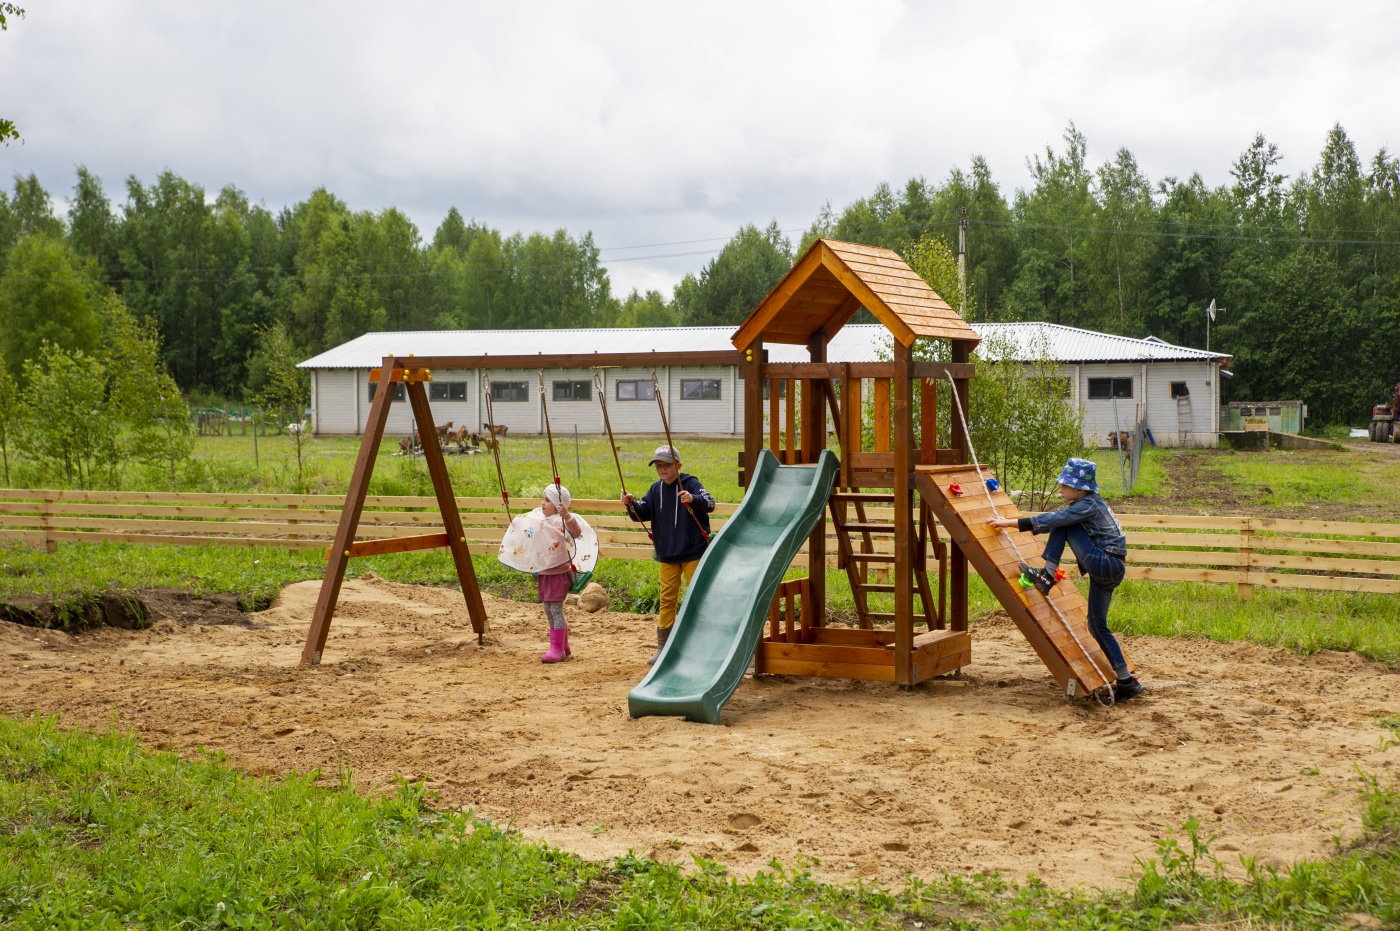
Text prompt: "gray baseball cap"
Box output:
[[648, 444, 680, 465]]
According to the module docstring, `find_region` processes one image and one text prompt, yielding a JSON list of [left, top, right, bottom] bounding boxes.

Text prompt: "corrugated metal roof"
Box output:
[[298, 323, 1228, 369]]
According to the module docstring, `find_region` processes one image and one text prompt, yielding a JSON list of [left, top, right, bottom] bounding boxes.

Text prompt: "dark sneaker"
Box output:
[[1113, 676, 1143, 703], [1018, 560, 1056, 595]]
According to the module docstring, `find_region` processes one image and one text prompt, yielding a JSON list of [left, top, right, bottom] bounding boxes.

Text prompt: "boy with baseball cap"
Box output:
[[621, 443, 715, 664]]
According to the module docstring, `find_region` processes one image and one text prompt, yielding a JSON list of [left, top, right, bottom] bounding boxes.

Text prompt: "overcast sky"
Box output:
[[3, 1, 1398, 296]]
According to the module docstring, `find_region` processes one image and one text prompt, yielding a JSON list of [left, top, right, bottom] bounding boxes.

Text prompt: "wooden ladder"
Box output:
[[829, 491, 945, 630]]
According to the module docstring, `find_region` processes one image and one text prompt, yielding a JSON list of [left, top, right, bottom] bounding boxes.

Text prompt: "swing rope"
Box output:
[[595, 370, 652, 540], [538, 372, 580, 565], [942, 375, 1115, 706], [482, 377, 511, 521], [650, 370, 709, 540]]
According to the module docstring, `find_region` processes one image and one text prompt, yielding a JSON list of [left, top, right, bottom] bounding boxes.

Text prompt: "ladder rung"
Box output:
[[855, 583, 897, 593], [830, 492, 895, 503], [847, 553, 896, 563], [837, 522, 896, 533], [863, 613, 931, 623]]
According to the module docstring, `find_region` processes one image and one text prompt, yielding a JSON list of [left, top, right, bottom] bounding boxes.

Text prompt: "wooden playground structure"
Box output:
[[303, 238, 1126, 702]]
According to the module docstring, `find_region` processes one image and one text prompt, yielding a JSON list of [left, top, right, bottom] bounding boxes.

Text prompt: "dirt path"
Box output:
[[5, 577, 1398, 890]]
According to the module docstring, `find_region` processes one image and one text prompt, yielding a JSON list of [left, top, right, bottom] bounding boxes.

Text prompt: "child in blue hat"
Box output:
[[987, 456, 1143, 702]]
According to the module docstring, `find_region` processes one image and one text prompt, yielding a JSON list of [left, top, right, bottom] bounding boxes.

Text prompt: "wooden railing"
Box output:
[[0, 489, 1397, 597]]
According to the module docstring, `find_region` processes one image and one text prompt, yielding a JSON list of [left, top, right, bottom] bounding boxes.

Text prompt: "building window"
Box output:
[[681, 378, 721, 400], [489, 381, 529, 402], [429, 381, 467, 402], [615, 380, 655, 401], [368, 382, 407, 402], [1268, 405, 1281, 416], [761, 381, 788, 400], [553, 380, 591, 401], [1087, 377, 1133, 400], [1169, 381, 1190, 399]]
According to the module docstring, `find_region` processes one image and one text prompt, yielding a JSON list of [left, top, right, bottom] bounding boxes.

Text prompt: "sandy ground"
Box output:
[[5, 576, 1399, 890]]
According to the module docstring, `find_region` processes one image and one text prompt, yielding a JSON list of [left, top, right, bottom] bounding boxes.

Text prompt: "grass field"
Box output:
[[3, 714, 1397, 930], [5, 439, 1400, 926]]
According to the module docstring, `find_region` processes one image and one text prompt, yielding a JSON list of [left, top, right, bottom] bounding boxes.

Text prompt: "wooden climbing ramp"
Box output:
[[914, 465, 1130, 698]]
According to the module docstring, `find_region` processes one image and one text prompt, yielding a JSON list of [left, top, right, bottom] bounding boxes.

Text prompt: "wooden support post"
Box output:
[[743, 341, 763, 489], [1238, 522, 1255, 601], [949, 341, 971, 632], [768, 371, 780, 458], [893, 339, 914, 686], [873, 378, 892, 452], [405, 378, 489, 636], [784, 378, 796, 463], [920, 378, 937, 465], [42, 490, 57, 553], [806, 332, 827, 628], [302, 360, 397, 666]]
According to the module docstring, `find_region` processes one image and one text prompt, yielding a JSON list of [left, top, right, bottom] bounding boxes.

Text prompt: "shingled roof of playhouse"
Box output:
[[731, 238, 980, 350]]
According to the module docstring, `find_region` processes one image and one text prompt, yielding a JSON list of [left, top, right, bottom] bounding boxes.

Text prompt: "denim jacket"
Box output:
[[1022, 493, 1127, 559]]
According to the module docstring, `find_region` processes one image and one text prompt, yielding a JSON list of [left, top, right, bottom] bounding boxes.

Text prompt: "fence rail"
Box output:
[[0, 489, 1397, 597]]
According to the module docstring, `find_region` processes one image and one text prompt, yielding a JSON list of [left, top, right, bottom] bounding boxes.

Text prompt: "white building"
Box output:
[[298, 323, 1230, 448]]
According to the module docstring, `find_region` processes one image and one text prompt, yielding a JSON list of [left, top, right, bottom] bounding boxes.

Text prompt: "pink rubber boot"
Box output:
[[562, 626, 572, 657], [541, 628, 569, 663]]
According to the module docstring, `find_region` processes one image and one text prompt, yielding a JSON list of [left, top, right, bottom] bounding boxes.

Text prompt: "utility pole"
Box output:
[[957, 207, 968, 316]]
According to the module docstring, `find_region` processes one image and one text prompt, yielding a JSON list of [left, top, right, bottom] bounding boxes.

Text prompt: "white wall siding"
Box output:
[[600, 368, 666, 433], [315, 369, 361, 435], [669, 366, 736, 434], [1074, 361, 1220, 448]]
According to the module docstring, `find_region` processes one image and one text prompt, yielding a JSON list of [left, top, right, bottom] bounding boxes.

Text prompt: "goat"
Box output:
[[286, 420, 309, 436], [471, 430, 498, 452], [481, 422, 508, 439], [436, 421, 454, 443]]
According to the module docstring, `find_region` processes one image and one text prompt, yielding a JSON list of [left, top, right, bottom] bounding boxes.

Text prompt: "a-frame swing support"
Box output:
[[301, 357, 488, 666]]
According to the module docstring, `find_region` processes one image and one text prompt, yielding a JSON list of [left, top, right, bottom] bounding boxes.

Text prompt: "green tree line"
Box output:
[[2, 121, 1398, 424]]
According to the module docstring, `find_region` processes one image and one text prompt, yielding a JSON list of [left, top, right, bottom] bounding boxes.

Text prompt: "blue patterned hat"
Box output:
[[1056, 457, 1098, 492]]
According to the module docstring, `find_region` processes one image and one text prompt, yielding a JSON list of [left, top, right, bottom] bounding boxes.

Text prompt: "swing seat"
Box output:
[[568, 570, 593, 594]]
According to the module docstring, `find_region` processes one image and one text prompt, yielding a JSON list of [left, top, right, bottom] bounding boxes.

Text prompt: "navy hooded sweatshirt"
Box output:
[[627, 472, 714, 564]]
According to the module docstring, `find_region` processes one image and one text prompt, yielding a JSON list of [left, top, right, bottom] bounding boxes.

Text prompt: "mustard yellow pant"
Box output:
[[657, 559, 699, 629]]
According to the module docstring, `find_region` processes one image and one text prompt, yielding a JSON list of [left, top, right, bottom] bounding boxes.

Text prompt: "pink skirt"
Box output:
[[536, 571, 572, 602]]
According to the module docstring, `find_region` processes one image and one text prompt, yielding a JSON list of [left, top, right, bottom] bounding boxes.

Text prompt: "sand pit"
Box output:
[[5, 576, 1399, 889]]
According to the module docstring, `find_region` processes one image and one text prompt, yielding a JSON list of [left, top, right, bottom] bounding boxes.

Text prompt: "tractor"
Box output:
[[1369, 383, 1400, 442]]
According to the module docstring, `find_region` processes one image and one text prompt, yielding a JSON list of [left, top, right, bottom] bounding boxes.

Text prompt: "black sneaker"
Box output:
[[1018, 560, 1055, 595], [1113, 676, 1143, 703]]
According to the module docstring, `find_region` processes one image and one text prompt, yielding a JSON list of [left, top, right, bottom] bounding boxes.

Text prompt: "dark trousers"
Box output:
[[1043, 524, 1130, 678]]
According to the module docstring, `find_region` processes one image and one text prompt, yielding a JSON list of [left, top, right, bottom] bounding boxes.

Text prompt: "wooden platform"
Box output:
[[914, 465, 1125, 697], [756, 626, 970, 684]]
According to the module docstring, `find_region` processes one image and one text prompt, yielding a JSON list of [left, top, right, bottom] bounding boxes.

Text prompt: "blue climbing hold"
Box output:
[[986, 478, 1000, 492]]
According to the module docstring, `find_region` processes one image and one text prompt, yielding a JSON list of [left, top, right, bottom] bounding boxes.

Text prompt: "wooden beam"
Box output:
[[806, 331, 827, 629], [892, 339, 914, 687], [406, 380, 489, 638], [342, 532, 451, 558], [742, 341, 763, 489], [949, 341, 971, 632], [303, 360, 396, 665]]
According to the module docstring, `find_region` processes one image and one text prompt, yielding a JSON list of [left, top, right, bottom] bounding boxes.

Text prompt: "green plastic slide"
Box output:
[[628, 448, 840, 724]]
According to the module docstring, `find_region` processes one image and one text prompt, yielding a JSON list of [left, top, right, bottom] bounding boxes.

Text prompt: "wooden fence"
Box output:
[[0, 489, 1397, 598]]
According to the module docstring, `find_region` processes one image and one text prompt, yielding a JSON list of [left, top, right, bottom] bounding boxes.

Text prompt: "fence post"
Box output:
[[1237, 519, 1254, 601], [42, 490, 57, 553]]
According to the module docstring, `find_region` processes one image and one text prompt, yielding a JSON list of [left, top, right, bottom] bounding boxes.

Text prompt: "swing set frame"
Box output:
[[300, 349, 740, 665]]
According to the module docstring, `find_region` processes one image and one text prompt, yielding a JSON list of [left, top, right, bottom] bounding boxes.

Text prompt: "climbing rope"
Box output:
[[594, 370, 652, 540], [942, 376, 1116, 706], [482, 377, 512, 521], [649, 370, 709, 540]]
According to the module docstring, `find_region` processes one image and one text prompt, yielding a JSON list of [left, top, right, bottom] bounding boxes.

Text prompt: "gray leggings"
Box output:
[[542, 601, 567, 630]]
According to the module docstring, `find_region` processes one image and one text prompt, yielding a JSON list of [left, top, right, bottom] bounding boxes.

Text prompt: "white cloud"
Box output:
[[3, 0, 1398, 296]]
